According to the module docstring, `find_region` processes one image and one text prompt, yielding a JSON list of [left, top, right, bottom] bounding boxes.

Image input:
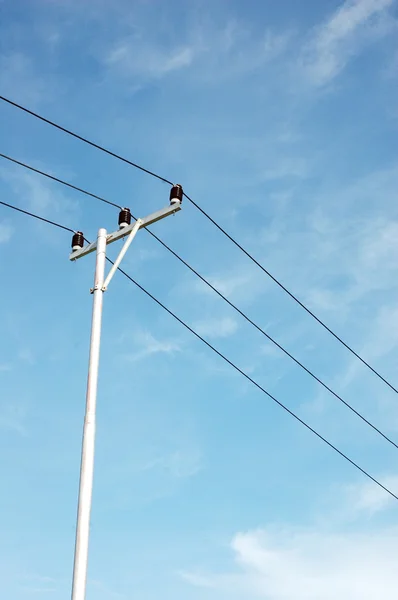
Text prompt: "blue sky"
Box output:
[[0, 0, 397, 598]]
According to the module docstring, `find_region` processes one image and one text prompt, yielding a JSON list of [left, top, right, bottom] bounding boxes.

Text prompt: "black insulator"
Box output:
[[170, 184, 183, 205], [118, 207, 132, 228], [71, 231, 84, 250]]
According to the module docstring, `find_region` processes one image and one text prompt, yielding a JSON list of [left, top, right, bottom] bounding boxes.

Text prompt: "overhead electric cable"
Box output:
[[1, 151, 397, 450], [1, 198, 398, 502], [1, 95, 396, 394], [0, 199, 75, 233]]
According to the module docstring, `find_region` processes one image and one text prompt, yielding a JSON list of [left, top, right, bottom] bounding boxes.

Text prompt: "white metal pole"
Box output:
[[71, 228, 107, 600]]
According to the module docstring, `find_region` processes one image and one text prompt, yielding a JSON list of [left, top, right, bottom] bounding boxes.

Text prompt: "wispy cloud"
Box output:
[[258, 156, 309, 181], [197, 273, 251, 298], [301, 0, 396, 86], [20, 575, 60, 595], [0, 51, 61, 107], [102, 15, 292, 88], [303, 215, 398, 316], [193, 317, 238, 339], [122, 330, 181, 362], [0, 400, 27, 436], [346, 474, 398, 515], [89, 579, 126, 599], [338, 303, 398, 391], [0, 52, 43, 105], [18, 347, 36, 366], [300, 299, 398, 430], [194, 22, 292, 83], [141, 449, 202, 479], [105, 39, 194, 79], [19, 586, 57, 594], [193, 267, 268, 307], [1, 165, 79, 229], [256, 163, 398, 332], [0, 222, 13, 244], [102, 442, 202, 509]]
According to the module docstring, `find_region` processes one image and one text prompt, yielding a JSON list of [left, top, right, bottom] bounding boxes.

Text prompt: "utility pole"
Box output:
[[69, 185, 183, 600]]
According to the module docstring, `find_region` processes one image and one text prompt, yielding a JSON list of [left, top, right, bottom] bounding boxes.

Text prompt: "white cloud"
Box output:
[[1, 165, 79, 230], [0, 51, 60, 107], [301, 0, 396, 86], [338, 303, 398, 390], [346, 475, 398, 515], [19, 575, 60, 596], [141, 449, 202, 479], [101, 440, 202, 509], [198, 24, 292, 82], [260, 342, 282, 359], [259, 157, 309, 181], [89, 578, 126, 599], [281, 163, 398, 319], [18, 347, 36, 365], [181, 471, 398, 599], [20, 587, 57, 594], [204, 273, 252, 298], [105, 38, 194, 80], [0, 401, 27, 436], [182, 525, 398, 599], [194, 317, 238, 339], [193, 267, 268, 307], [102, 15, 292, 88], [0, 222, 13, 244], [123, 331, 181, 362], [304, 216, 398, 316], [300, 299, 398, 435]]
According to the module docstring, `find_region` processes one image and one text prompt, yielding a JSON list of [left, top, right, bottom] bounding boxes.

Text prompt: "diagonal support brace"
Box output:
[[102, 218, 142, 291]]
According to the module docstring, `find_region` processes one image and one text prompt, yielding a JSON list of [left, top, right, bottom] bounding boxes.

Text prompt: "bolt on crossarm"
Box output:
[[69, 184, 183, 600]]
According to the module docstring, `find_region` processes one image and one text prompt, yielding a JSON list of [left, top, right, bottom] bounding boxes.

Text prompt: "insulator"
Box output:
[[71, 231, 84, 250], [118, 207, 132, 229], [170, 184, 183, 205]]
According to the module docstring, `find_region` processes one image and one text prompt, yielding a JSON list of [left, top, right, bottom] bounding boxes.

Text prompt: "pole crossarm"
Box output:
[[69, 202, 181, 261]]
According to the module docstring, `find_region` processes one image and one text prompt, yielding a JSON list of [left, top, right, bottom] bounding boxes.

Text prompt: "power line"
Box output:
[[1, 151, 397, 452], [1, 198, 398, 502], [0, 153, 122, 210], [0, 153, 121, 210], [0, 199, 75, 233], [115, 262, 398, 502], [185, 186, 398, 396], [0, 96, 172, 186], [1, 95, 396, 396]]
